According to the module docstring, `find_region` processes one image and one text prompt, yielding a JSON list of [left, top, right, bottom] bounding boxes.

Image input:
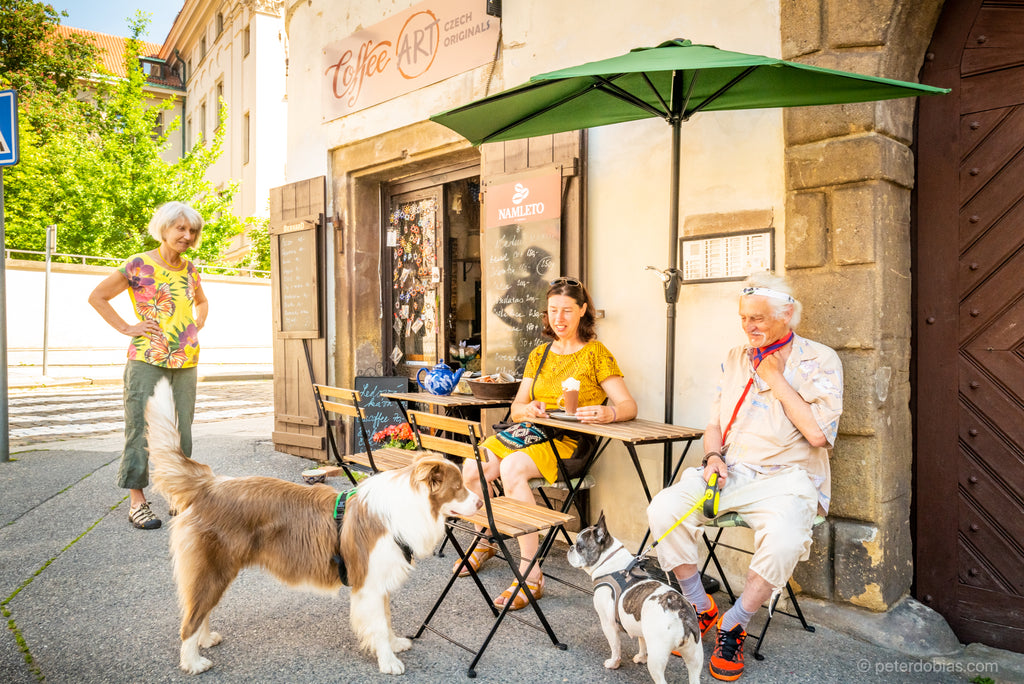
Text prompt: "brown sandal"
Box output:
[[493, 574, 544, 611], [453, 544, 496, 577]]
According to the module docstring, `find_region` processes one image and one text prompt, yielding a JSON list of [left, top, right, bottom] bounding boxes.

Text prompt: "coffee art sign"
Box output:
[[323, 0, 499, 120]]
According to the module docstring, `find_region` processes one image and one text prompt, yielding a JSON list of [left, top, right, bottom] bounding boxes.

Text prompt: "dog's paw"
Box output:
[[377, 653, 406, 675], [199, 631, 222, 648], [180, 656, 213, 674], [604, 657, 621, 670], [391, 636, 412, 653], [632, 653, 648, 664]]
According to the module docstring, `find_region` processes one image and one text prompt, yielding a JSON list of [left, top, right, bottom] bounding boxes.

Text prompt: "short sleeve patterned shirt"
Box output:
[[118, 252, 202, 369], [524, 340, 623, 410]]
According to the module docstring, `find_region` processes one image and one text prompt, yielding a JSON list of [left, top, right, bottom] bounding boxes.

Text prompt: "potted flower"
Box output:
[[371, 422, 417, 450]]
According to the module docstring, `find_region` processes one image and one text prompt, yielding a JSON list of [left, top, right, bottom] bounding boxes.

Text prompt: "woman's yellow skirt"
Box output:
[[480, 431, 579, 484]]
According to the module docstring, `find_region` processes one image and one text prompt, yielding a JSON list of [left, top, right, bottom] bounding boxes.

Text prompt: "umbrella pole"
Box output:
[[663, 115, 682, 482]]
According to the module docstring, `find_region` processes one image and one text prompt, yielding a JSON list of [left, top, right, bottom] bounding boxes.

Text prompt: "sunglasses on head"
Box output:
[[550, 277, 583, 287]]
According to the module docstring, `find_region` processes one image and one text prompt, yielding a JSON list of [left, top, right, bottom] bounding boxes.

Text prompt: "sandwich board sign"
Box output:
[[0, 90, 19, 167]]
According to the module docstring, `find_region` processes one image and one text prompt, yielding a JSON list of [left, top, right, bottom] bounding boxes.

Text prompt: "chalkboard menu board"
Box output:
[[483, 170, 562, 375], [274, 220, 320, 338], [355, 376, 410, 453]]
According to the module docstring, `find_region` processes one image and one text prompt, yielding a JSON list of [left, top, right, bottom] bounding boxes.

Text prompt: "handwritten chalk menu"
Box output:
[[355, 376, 410, 453], [483, 170, 562, 375], [274, 219, 320, 337]]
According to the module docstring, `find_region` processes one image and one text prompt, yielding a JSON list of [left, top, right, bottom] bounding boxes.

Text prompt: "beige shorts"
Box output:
[[647, 465, 818, 589]]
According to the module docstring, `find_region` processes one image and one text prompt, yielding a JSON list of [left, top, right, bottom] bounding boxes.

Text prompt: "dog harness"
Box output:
[[592, 564, 657, 632], [330, 489, 414, 586], [332, 489, 358, 585]]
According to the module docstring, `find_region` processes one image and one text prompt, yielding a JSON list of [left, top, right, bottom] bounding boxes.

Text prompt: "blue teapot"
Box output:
[[416, 360, 464, 396]]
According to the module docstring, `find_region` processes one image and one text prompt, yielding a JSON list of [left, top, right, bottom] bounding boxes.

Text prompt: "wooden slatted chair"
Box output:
[[700, 513, 825, 660], [312, 384, 419, 484], [406, 409, 574, 678]]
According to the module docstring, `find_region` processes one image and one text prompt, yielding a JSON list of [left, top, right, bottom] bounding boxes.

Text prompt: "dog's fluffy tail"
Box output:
[[146, 378, 214, 509]]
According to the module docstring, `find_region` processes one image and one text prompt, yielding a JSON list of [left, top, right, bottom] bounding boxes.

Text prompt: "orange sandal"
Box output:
[[493, 574, 544, 611], [453, 544, 496, 577]]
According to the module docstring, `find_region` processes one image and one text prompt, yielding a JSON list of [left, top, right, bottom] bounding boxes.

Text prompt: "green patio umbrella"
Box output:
[[431, 39, 948, 440]]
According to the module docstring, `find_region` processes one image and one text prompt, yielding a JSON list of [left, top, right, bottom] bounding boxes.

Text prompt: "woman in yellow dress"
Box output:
[[459, 277, 637, 610]]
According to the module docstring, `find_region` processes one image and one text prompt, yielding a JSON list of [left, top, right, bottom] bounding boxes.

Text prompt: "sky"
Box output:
[[48, 1, 181, 44]]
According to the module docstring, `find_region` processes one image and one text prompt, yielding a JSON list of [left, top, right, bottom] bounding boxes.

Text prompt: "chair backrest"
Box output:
[[406, 410, 483, 461], [312, 384, 374, 465]]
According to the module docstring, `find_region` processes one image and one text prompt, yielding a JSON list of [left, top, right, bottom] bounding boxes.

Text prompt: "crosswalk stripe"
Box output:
[[8, 399, 268, 424], [10, 406, 273, 438]]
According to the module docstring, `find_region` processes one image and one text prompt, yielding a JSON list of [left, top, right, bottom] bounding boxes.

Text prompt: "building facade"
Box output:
[[159, 0, 288, 258], [271, 0, 1022, 653]]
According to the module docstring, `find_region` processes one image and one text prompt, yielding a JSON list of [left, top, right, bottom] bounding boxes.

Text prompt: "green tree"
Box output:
[[0, 0, 97, 97], [4, 12, 246, 265]]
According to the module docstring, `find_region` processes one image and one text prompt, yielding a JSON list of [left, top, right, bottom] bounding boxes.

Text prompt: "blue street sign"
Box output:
[[0, 90, 19, 166]]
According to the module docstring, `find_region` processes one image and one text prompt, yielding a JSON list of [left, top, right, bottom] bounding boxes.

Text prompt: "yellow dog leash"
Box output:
[[627, 473, 722, 571]]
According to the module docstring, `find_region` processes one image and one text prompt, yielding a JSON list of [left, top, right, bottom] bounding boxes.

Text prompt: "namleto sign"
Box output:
[[322, 0, 500, 121]]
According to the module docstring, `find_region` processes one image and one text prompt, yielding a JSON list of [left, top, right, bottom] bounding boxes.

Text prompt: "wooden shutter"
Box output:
[[269, 177, 328, 458]]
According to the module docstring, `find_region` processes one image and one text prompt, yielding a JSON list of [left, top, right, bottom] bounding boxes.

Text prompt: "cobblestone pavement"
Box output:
[[7, 380, 273, 447]]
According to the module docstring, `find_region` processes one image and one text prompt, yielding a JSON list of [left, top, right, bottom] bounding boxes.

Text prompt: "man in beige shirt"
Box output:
[[648, 272, 843, 682]]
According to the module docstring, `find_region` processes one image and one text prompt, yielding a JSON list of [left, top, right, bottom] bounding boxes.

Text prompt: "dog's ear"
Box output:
[[594, 510, 608, 542], [413, 458, 448, 491]]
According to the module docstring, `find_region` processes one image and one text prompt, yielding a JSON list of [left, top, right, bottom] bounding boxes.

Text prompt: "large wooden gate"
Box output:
[[916, 0, 1024, 650]]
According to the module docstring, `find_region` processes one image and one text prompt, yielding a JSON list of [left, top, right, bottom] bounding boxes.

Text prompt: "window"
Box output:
[[216, 81, 224, 104], [186, 117, 192, 147], [243, 25, 250, 56], [153, 111, 163, 140], [186, 59, 192, 81], [216, 12, 224, 37], [200, 36, 207, 61], [200, 102, 207, 144], [243, 112, 250, 165]]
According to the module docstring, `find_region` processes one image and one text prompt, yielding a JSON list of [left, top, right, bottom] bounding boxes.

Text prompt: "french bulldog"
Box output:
[[568, 513, 703, 684]]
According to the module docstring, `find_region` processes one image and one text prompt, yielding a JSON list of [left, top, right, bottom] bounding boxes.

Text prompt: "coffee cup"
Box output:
[[557, 389, 579, 415]]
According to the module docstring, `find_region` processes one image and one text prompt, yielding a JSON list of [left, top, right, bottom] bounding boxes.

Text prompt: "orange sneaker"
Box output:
[[709, 617, 746, 681], [673, 593, 719, 657]]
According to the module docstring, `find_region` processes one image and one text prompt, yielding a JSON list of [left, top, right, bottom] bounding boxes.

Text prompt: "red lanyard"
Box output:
[[720, 332, 794, 445]]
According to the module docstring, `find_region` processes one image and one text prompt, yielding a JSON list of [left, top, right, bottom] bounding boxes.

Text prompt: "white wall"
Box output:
[[285, 0, 786, 540], [5, 261, 272, 368]]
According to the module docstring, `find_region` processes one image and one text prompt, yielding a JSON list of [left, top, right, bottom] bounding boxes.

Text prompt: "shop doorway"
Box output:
[[385, 172, 482, 380]]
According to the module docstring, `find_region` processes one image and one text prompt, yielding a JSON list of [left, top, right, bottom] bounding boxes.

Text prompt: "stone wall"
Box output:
[[781, 0, 944, 610]]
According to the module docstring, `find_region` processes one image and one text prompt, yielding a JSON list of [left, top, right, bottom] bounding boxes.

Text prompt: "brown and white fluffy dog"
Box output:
[[145, 379, 481, 675]]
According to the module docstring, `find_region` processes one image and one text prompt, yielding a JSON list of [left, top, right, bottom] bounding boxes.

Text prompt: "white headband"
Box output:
[[741, 286, 795, 303]]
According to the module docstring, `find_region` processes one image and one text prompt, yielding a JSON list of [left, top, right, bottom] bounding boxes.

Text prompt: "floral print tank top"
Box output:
[[118, 252, 202, 368]]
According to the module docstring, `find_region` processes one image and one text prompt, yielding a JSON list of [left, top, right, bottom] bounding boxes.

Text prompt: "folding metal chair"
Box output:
[[406, 410, 574, 678], [312, 384, 419, 484], [700, 513, 825, 660]]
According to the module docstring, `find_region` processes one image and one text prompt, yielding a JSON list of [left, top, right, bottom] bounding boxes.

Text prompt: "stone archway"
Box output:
[[779, 0, 944, 611]]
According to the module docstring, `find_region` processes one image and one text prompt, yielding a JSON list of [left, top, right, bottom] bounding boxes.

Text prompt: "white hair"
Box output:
[[147, 202, 204, 248], [741, 271, 802, 329]]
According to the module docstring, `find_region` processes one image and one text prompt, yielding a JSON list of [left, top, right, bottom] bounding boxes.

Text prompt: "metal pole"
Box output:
[[662, 71, 685, 479], [43, 224, 54, 376], [0, 168, 9, 461]]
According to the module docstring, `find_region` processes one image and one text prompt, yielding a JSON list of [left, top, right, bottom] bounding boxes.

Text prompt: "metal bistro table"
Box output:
[[381, 391, 513, 423], [527, 415, 704, 544]]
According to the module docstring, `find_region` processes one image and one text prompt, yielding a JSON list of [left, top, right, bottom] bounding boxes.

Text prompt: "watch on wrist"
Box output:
[[701, 451, 722, 467]]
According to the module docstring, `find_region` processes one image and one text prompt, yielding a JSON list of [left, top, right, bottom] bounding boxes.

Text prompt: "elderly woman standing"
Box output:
[[458, 277, 638, 610], [89, 202, 209, 530]]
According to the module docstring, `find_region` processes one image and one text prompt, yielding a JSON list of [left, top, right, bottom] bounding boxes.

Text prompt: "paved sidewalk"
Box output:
[[6, 363, 273, 390], [2, 415, 1022, 683]]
